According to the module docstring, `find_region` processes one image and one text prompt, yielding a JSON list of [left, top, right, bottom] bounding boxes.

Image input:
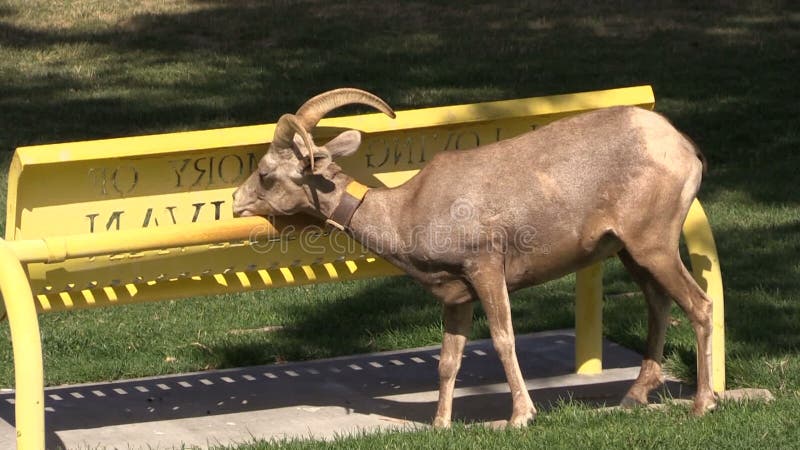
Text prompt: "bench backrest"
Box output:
[[5, 86, 655, 313]]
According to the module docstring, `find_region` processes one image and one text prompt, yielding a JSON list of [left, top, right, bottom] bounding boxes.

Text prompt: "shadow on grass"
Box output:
[[205, 275, 581, 373], [1, 2, 797, 202], [206, 277, 440, 368]]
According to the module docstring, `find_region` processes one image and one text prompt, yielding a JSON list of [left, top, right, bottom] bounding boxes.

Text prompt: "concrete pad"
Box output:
[[0, 329, 691, 449]]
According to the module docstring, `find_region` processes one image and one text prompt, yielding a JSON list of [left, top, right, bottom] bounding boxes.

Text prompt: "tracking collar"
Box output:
[[326, 181, 370, 232]]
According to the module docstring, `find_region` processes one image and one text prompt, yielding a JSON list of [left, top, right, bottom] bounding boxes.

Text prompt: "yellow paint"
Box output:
[[3, 220, 406, 314], [575, 263, 604, 375], [372, 169, 421, 188], [82, 289, 97, 304], [345, 181, 370, 200], [279, 267, 295, 283], [0, 240, 45, 450], [7, 215, 273, 264], [59, 291, 74, 308], [35, 294, 51, 311], [235, 272, 251, 288], [256, 269, 273, 285], [682, 199, 726, 393], [124, 284, 138, 297], [103, 286, 118, 301], [323, 263, 339, 279], [320, 85, 655, 134], [213, 274, 228, 286], [301, 265, 317, 281]]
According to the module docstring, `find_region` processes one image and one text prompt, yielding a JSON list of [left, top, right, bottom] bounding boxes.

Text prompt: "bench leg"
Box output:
[[0, 240, 45, 449], [575, 262, 603, 375]]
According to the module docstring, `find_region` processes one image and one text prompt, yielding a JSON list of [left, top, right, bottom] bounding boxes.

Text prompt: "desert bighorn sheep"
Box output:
[[232, 88, 716, 427]]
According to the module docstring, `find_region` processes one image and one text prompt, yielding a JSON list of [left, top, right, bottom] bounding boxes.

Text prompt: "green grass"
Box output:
[[1, 0, 799, 448], [224, 399, 800, 450]]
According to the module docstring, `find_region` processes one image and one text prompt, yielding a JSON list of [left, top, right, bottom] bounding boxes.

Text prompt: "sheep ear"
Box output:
[[323, 130, 361, 159]]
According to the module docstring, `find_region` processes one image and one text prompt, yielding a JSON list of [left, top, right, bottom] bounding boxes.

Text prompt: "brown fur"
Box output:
[[233, 92, 716, 427]]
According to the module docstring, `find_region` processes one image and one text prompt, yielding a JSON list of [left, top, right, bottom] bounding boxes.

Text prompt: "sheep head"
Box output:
[[232, 88, 395, 218]]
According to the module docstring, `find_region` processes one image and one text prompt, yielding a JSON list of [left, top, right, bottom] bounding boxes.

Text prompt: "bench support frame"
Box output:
[[0, 239, 44, 450]]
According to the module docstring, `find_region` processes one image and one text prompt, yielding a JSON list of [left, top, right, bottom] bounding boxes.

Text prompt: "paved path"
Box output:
[[0, 329, 691, 449]]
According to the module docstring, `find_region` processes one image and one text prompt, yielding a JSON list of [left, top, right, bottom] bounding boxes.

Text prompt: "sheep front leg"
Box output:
[[467, 260, 536, 427], [433, 302, 474, 429]]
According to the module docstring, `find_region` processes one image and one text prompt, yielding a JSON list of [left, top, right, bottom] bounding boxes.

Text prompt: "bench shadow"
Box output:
[[0, 331, 692, 447]]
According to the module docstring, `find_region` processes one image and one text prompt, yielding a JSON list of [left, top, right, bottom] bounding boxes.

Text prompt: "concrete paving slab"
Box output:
[[0, 329, 692, 449]]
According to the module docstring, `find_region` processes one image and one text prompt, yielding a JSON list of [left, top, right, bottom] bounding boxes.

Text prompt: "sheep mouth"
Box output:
[[233, 208, 255, 218]]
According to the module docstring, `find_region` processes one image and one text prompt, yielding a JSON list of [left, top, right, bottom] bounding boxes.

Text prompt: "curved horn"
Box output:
[[273, 114, 320, 171], [271, 88, 395, 172], [272, 114, 305, 149], [295, 88, 396, 131]]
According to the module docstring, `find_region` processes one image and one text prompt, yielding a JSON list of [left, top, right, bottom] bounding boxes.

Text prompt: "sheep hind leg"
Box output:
[[618, 249, 672, 407], [619, 247, 717, 415]]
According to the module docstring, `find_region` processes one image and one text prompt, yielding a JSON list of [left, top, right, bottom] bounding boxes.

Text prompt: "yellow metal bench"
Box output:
[[0, 85, 724, 448]]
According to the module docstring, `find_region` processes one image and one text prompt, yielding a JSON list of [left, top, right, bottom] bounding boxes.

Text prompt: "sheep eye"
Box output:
[[258, 171, 273, 185]]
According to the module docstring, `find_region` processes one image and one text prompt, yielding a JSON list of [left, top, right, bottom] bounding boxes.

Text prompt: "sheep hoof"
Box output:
[[620, 395, 648, 409], [432, 417, 451, 429], [508, 410, 536, 428]]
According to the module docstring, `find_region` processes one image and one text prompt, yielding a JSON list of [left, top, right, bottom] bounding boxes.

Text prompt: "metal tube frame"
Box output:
[[0, 239, 45, 450]]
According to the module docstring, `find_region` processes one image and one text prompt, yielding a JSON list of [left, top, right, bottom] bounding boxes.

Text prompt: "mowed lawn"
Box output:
[[1, 1, 799, 448]]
